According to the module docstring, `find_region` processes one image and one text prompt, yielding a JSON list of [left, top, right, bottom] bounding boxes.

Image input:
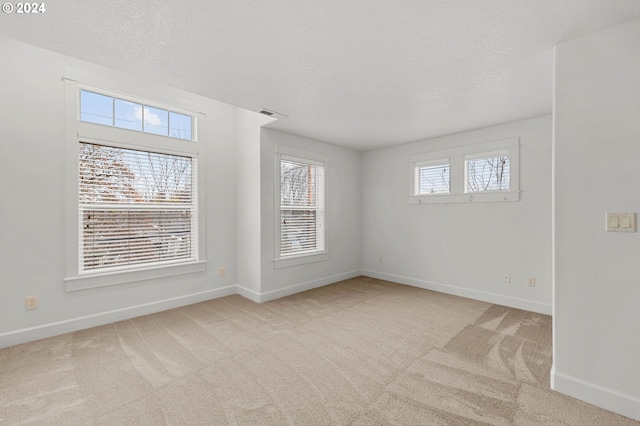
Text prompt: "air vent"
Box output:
[[258, 108, 288, 119]]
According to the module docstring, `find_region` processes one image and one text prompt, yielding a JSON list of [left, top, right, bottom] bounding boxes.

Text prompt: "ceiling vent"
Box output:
[[259, 108, 288, 119]]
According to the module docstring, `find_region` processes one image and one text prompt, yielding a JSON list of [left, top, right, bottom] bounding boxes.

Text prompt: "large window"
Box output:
[[64, 72, 205, 291], [409, 138, 519, 204], [79, 143, 196, 272], [275, 146, 327, 268]]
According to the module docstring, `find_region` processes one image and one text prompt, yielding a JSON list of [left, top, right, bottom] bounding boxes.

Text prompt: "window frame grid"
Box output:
[[409, 138, 519, 204], [63, 71, 206, 291], [78, 88, 197, 142], [274, 146, 329, 269]]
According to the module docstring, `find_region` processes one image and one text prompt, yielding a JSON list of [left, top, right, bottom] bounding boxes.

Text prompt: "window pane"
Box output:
[[281, 210, 317, 255], [82, 209, 192, 271], [80, 90, 194, 141], [281, 160, 319, 207], [169, 112, 193, 140], [114, 99, 143, 131], [143, 106, 169, 136], [280, 158, 325, 256], [80, 91, 113, 125], [79, 142, 195, 273], [416, 164, 449, 194], [79, 143, 192, 204], [466, 155, 510, 192]]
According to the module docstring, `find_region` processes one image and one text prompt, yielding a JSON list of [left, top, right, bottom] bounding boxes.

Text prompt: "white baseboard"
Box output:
[[552, 369, 640, 421], [361, 270, 552, 315], [1, 271, 365, 349], [237, 269, 362, 303], [0, 285, 237, 349], [1, 269, 549, 350], [235, 284, 261, 302]]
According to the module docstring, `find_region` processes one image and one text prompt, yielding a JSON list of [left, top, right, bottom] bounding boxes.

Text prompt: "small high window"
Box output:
[[465, 151, 510, 193], [414, 159, 450, 195], [80, 90, 193, 140], [409, 138, 519, 204]]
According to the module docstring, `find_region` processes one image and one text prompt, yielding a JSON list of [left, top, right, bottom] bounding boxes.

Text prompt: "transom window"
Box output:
[[80, 90, 193, 140]]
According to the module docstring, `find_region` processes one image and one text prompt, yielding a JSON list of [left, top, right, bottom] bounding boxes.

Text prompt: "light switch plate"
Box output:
[[606, 212, 635, 232]]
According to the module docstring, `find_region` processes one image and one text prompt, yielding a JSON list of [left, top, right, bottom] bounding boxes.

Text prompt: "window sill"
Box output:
[[273, 252, 329, 269], [64, 260, 207, 292], [410, 191, 520, 204]]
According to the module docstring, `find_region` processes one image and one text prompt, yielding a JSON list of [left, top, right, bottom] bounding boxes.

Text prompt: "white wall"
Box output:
[[0, 37, 243, 348], [236, 109, 275, 296], [361, 115, 552, 314], [0, 36, 362, 347], [257, 129, 362, 301], [0, 37, 553, 348], [553, 18, 640, 421]]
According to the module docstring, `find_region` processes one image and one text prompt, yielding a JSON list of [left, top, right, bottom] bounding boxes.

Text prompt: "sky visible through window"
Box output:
[[80, 91, 193, 140]]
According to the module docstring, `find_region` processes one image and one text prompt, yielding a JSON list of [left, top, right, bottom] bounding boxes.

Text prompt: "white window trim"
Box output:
[[409, 137, 520, 204], [273, 145, 328, 269], [63, 67, 207, 291]]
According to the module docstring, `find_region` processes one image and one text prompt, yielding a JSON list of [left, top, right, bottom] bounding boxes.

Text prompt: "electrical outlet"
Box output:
[[219, 267, 225, 277], [503, 273, 511, 283], [528, 277, 536, 287], [378, 256, 383, 263], [25, 296, 38, 310]]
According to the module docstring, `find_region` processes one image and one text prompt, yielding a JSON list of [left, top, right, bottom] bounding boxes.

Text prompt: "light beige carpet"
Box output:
[[0, 276, 637, 425]]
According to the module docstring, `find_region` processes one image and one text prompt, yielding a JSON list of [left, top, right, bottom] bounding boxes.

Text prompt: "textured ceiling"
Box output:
[[2, 0, 640, 150]]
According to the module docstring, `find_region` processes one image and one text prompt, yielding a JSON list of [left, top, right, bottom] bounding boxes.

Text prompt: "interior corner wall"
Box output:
[[0, 36, 245, 348], [553, 18, 640, 421], [236, 110, 274, 300], [258, 128, 362, 301], [361, 115, 552, 314]]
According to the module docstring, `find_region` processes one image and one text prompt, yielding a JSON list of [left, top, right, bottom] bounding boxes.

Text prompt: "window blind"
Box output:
[[414, 161, 450, 195], [465, 152, 510, 192], [79, 142, 197, 272], [280, 158, 325, 256]]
